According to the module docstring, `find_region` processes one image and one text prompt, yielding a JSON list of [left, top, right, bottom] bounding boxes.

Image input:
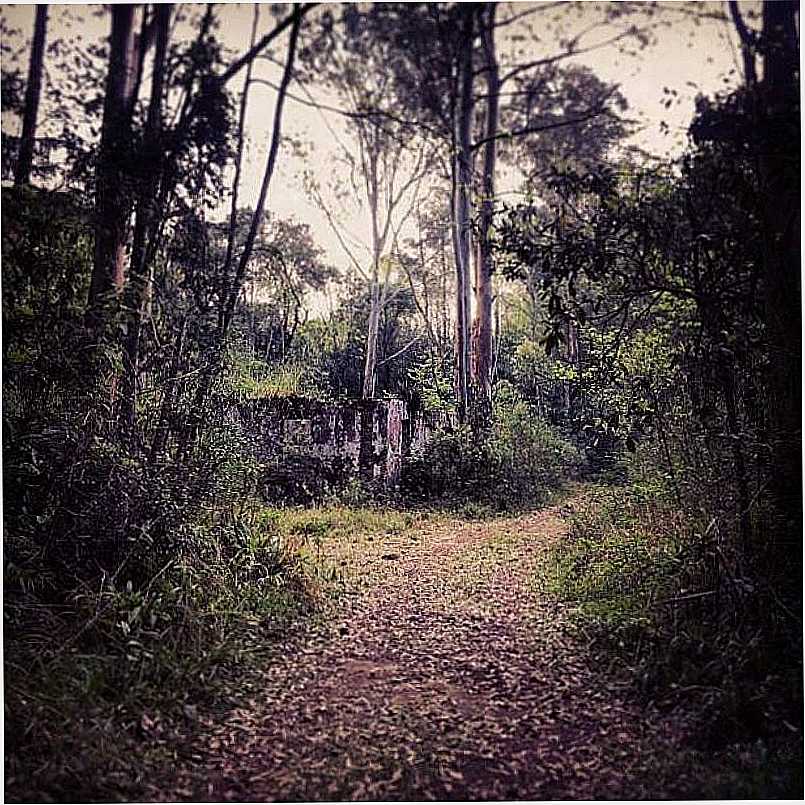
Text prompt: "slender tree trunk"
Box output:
[[728, 0, 758, 88], [440, 229, 450, 354], [221, 9, 302, 336], [180, 8, 302, 457], [219, 2, 260, 333], [14, 4, 48, 188], [361, 136, 385, 400], [453, 4, 475, 422], [86, 4, 140, 335], [119, 4, 173, 444], [758, 0, 801, 570], [363, 277, 382, 399], [149, 316, 187, 464], [471, 1, 499, 415]]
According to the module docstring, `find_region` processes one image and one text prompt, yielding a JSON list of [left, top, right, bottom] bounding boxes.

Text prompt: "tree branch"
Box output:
[[470, 105, 613, 152], [728, 0, 758, 86], [377, 335, 421, 366], [500, 27, 639, 85]]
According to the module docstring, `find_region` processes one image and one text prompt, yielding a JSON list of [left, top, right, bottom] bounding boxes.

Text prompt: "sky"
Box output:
[[1, 1, 749, 275]]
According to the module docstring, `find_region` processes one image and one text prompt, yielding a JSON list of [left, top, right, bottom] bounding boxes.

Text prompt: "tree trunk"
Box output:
[[363, 282, 382, 399], [86, 4, 141, 336], [220, 9, 302, 336], [14, 4, 48, 188], [453, 4, 475, 422], [758, 0, 801, 571], [219, 2, 260, 333], [471, 1, 499, 416], [149, 316, 187, 464], [119, 4, 173, 444], [180, 7, 302, 458]]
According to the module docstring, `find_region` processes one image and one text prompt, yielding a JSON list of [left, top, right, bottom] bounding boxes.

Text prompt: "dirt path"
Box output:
[[160, 493, 683, 801]]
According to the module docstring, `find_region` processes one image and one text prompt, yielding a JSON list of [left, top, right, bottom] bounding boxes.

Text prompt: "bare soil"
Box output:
[[153, 491, 701, 801]]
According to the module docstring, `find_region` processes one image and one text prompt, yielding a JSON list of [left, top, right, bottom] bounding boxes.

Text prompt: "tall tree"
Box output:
[[471, 1, 500, 411], [14, 4, 48, 187], [757, 0, 801, 560], [119, 3, 173, 441], [220, 7, 304, 338], [219, 3, 261, 335], [717, 0, 801, 563], [453, 3, 476, 419], [85, 4, 141, 336], [176, 4, 308, 458], [297, 10, 433, 399], [341, 2, 639, 420]]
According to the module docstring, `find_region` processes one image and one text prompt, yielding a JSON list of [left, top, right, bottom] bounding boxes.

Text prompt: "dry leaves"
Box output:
[[152, 491, 688, 801]]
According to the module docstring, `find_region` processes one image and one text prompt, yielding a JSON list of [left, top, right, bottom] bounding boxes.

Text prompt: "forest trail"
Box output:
[[160, 490, 684, 801]]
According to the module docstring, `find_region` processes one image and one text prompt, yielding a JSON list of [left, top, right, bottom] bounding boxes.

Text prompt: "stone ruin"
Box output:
[[233, 395, 438, 499]]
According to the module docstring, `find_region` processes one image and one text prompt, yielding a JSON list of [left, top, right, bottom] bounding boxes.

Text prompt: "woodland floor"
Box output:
[[142, 487, 744, 802]]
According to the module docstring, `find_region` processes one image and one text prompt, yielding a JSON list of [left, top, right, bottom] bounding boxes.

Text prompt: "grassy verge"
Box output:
[[3, 500, 446, 802], [540, 482, 803, 798]]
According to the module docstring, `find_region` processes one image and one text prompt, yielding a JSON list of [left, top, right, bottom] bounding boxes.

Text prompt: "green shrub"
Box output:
[[3, 504, 317, 802], [543, 483, 803, 752], [491, 380, 582, 500], [226, 351, 329, 401], [401, 382, 580, 508]]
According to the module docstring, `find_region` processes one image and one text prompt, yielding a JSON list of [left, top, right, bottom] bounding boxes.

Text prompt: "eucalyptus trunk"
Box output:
[[452, 4, 475, 422], [86, 4, 140, 335], [362, 278, 382, 399], [14, 4, 48, 188], [119, 4, 173, 444], [471, 1, 499, 415]]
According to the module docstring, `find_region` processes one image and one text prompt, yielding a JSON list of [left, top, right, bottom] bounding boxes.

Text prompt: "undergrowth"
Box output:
[[3, 504, 326, 802], [3, 493, 441, 802], [401, 382, 581, 510], [542, 482, 803, 798]]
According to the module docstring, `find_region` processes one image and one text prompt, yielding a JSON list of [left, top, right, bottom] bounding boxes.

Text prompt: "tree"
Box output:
[[471, 1, 500, 412], [14, 4, 48, 187], [453, 3, 475, 419], [748, 0, 800, 564], [82, 2, 313, 447], [331, 2, 641, 420], [691, 0, 800, 567], [85, 4, 142, 336], [179, 4, 309, 456], [297, 14, 433, 399], [118, 3, 173, 441], [222, 211, 335, 361]]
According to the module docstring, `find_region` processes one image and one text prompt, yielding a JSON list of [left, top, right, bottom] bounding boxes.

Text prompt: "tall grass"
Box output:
[[542, 481, 802, 796]]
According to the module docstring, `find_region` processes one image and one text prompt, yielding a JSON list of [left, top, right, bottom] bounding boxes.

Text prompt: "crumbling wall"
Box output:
[[234, 396, 427, 498]]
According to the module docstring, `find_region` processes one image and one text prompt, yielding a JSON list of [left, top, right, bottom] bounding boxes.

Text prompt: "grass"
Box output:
[[3, 499, 447, 802], [4, 510, 315, 802], [541, 481, 803, 798]]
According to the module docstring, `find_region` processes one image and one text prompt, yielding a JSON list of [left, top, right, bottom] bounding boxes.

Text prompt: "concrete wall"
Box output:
[[234, 396, 435, 495]]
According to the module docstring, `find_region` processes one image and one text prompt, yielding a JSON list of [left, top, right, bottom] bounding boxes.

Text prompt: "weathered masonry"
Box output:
[[233, 396, 437, 497]]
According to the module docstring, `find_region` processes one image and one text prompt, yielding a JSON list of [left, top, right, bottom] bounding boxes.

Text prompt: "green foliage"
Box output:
[[545, 484, 687, 633], [543, 483, 802, 751], [226, 350, 329, 401], [491, 380, 582, 492], [402, 384, 580, 508], [407, 353, 456, 414], [3, 503, 317, 801], [259, 504, 421, 544]]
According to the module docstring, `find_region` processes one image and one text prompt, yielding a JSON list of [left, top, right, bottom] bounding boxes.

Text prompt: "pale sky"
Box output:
[[1, 2, 748, 275]]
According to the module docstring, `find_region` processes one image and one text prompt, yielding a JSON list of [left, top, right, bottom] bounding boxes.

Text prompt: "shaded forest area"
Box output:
[[2, 1, 802, 800]]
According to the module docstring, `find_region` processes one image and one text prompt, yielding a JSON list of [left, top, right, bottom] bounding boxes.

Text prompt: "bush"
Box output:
[[3, 502, 318, 802], [401, 382, 580, 508], [543, 483, 803, 755]]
